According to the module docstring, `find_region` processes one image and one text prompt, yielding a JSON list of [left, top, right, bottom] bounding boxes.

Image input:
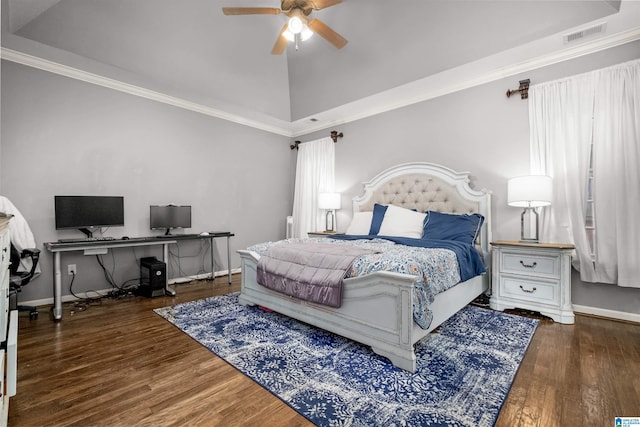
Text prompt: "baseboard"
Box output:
[[22, 268, 241, 308], [573, 304, 640, 324]]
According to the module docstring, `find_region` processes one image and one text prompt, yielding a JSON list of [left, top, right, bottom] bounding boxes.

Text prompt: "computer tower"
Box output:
[[138, 256, 166, 298]]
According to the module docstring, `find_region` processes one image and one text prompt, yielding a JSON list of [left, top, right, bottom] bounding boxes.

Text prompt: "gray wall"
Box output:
[[1, 60, 294, 303], [302, 39, 640, 316]]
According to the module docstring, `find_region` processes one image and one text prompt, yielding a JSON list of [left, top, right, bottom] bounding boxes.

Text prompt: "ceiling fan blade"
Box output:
[[308, 18, 347, 49], [271, 23, 289, 55], [222, 7, 281, 15], [309, 0, 342, 10]]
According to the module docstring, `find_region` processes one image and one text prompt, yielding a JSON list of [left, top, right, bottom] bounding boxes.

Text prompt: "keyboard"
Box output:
[[58, 237, 116, 243]]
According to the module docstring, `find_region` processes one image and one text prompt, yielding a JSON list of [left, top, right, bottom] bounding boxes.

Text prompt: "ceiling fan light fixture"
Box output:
[[284, 23, 313, 42], [301, 26, 313, 40], [283, 29, 295, 42], [221, 1, 346, 54], [288, 16, 304, 34]]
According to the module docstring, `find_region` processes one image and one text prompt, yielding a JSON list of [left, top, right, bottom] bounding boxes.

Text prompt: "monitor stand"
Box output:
[[79, 228, 94, 238]]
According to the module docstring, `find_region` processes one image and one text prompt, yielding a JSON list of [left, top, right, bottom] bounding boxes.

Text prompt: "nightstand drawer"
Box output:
[[500, 276, 559, 305], [501, 252, 559, 278]]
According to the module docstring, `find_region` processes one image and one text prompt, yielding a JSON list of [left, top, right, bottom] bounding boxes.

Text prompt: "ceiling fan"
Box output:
[[222, 0, 348, 54]]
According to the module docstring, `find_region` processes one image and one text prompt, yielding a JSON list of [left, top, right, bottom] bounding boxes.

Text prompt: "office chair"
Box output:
[[9, 244, 40, 320]]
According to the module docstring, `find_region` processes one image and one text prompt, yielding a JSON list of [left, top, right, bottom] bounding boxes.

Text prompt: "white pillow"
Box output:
[[345, 211, 374, 235], [378, 204, 426, 239]]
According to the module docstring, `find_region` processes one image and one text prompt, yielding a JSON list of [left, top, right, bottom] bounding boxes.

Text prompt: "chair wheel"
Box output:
[[29, 311, 38, 320]]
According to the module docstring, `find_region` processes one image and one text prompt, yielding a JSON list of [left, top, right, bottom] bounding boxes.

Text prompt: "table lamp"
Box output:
[[507, 175, 552, 243], [318, 192, 341, 232]]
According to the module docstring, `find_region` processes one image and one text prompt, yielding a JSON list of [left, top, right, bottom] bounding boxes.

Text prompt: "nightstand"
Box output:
[[490, 240, 575, 324], [307, 231, 337, 238]]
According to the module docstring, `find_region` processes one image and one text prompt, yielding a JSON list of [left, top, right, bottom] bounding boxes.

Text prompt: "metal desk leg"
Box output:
[[163, 242, 176, 296], [227, 235, 232, 284], [210, 236, 215, 280], [52, 252, 63, 320]]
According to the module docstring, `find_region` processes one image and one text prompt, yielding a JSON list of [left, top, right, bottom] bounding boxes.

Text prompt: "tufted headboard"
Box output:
[[352, 162, 492, 254]]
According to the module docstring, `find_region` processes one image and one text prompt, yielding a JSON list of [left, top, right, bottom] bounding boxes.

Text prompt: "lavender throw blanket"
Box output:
[[256, 242, 377, 308]]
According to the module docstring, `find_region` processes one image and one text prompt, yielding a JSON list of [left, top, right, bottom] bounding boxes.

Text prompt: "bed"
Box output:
[[237, 162, 492, 372]]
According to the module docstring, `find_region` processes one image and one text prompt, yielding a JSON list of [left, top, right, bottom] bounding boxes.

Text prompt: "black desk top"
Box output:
[[45, 232, 234, 250]]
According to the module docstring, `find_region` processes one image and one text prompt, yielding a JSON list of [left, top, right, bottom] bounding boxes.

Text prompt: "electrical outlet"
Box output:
[[68, 264, 77, 275]]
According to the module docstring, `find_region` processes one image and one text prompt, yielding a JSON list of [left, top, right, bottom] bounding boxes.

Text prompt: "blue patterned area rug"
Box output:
[[155, 294, 538, 427]]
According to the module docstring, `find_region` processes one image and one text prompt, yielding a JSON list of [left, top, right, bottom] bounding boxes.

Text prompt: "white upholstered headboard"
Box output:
[[352, 162, 492, 254]]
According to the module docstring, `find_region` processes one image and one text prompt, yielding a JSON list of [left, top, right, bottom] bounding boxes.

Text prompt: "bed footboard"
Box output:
[[238, 249, 421, 372]]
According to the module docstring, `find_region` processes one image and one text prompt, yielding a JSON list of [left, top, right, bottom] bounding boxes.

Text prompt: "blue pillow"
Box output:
[[422, 211, 484, 244], [368, 203, 388, 235]]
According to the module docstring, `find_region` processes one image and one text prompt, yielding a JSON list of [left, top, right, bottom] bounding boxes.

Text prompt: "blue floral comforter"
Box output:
[[247, 236, 486, 330]]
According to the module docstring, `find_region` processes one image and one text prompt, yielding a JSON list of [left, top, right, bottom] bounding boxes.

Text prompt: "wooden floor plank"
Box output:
[[8, 275, 640, 426]]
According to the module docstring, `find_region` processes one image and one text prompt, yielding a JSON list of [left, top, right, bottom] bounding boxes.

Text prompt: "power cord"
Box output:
[[68, 271, 103, 312]]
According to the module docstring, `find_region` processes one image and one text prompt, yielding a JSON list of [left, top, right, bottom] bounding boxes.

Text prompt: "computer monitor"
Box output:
[[150, 205, 192, 235], [55, 195, 124, 238]]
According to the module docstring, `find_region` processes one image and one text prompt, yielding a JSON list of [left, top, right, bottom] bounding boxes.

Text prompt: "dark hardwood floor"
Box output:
[[9, 275, 640, 426]]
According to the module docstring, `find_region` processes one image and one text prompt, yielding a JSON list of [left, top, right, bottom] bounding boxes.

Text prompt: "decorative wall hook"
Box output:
[[506, 79, 531, 99]]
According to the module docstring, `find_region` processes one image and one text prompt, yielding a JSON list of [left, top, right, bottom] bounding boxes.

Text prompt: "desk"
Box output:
[[45, 232, 234, 321]]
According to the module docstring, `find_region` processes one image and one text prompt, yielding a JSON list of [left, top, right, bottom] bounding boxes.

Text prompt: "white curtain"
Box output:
[[529, 59, 640, 287], [291, 137, 335, 239]]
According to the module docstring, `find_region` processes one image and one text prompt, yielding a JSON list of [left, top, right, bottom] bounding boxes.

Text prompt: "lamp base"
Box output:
[[520, 207, 540, 243], [519, 237, 540, 243], [325, 210, 335, 232]]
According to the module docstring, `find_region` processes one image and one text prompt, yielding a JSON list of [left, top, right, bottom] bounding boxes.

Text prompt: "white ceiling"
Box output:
[[2, 0, 639, 137]]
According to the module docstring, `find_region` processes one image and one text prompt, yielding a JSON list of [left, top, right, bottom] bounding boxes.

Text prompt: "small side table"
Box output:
[[307, 231, 337, 238], [490, 240, 575, 324]]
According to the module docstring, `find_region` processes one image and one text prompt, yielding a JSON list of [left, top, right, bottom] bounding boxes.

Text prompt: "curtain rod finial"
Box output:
[[330, 131, 344, 143], [506, 79, 530, 99]]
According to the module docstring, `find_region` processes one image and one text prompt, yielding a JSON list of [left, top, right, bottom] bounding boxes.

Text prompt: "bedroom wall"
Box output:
[[300, 39, 640, 317], [0, 60, 294, 304]]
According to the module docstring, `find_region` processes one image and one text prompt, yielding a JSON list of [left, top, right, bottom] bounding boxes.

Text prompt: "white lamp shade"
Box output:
[[318, 192, 341, 210], [507, 175, 552, 208]]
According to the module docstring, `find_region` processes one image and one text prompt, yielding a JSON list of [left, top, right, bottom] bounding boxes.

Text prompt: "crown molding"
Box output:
[[287, 24, 640, 137], [2, 22, 639, 139], [0, 46, 294, 137]]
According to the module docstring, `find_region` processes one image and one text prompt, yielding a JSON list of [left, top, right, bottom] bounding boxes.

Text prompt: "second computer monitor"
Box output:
[[150, 205, 191, 235]]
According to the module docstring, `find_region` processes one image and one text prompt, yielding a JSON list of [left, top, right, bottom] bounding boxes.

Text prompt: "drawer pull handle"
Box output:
[[520, 260, 537, 268], [519, 285, 537, 294]]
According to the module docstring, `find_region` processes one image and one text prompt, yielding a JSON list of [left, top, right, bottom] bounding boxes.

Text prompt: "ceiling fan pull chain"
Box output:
[[295, 32, 300, 50]]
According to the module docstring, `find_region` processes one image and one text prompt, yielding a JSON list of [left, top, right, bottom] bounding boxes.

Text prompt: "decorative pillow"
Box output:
[[368, 203, 388, 235], [422, 211, 485, 244], [345, 211, 374, 235], [378, 204, 427, 239]]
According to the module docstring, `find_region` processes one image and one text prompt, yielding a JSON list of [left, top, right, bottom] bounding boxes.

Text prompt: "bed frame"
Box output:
[[237, 162, 492, 372]]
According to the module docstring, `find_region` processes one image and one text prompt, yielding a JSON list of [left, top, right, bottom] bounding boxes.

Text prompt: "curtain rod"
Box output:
[[506, 79, 530, 99], [290, 130, 344, 150]]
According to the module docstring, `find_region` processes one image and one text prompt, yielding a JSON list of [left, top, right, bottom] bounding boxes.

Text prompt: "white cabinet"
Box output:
[[0, 216, 17, 426], [490, 240, 575, 324], [0, 219, 9, 342]]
